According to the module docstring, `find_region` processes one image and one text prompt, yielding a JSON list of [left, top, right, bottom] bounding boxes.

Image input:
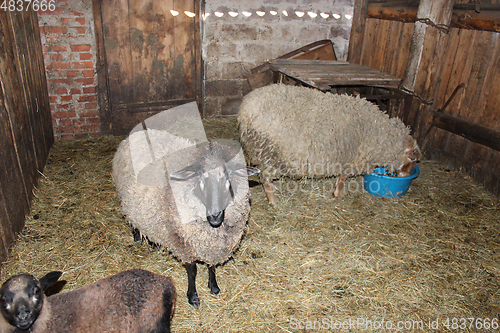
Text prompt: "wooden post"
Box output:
[[348, 0, 369, 64], [401, 0, 454, 140]]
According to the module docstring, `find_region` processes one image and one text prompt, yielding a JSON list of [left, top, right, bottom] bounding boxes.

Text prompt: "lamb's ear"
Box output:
[[39, 271, 63, 291], [170, 165, 199, 181], [232, 166, 260, 177]]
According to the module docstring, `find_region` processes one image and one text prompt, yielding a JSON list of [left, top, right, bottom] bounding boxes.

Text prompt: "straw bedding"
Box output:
[[1, 117, 499, 332]]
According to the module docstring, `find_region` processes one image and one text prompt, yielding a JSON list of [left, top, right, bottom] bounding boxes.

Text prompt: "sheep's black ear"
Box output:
[[232, 166, 260, 177], [39, 271, 63, 291], [170, 165, 199, 181]]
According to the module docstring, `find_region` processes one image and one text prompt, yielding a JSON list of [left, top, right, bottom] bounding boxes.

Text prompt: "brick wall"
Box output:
[[38, 0, 100, 140], [202, 0, 354, 116]]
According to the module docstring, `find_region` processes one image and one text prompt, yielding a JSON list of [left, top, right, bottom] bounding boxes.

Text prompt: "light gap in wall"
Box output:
[[202, 9, 347, 21]]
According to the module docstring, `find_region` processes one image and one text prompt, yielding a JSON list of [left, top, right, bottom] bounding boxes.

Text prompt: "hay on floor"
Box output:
[[1, 117, 499, 332]]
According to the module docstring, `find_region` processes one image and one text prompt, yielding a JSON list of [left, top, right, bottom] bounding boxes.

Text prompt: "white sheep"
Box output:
[[237, 84, 420, 204], [0, 269, 175, 332], [112, 130, 259, 307]]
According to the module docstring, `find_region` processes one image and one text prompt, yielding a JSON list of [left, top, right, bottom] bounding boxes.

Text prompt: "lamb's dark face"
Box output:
[[0, 274, 44, 331]]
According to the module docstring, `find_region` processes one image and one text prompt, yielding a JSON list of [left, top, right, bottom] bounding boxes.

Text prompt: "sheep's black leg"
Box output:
[[185, 263, 200, 308], [132, 228, 141, 242], [208, 265, 220, 295]]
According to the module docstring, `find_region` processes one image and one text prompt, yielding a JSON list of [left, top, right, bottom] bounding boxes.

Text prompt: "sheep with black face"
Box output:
[[0, 269, 175, 333], [112, 130, 259, 307]]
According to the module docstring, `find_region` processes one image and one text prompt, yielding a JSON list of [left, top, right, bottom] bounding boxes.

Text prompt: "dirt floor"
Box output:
[[1, 117, 499, 332]]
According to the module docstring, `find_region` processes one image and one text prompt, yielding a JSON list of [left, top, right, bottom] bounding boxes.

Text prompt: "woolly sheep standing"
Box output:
[[238, 84, 421, 205], [0, 269, 175, 333], [112, 130, 259, 307]]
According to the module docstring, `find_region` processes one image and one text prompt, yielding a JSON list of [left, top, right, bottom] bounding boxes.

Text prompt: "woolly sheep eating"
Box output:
[[112, 130, 259, 307], [237, 84, 421, 205], [0, 269, 175, 333]]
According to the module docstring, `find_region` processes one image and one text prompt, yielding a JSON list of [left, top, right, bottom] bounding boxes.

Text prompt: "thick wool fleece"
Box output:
[[238, 84, 410, 182], [112, 130, 250, 265]]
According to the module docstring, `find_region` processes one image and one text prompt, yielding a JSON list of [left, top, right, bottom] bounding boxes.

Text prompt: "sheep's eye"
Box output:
[[33, 287, 41, 296]]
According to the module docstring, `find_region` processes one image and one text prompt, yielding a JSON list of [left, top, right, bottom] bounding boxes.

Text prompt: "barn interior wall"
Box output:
[[202, 0, 354, 116], [353, 17, 500, 196], [37, 0, 354, 135], [0, 9, 53, 264]]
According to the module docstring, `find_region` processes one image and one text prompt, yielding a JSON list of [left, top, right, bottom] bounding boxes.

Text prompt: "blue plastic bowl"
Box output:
[[363, 165, 420, 198]]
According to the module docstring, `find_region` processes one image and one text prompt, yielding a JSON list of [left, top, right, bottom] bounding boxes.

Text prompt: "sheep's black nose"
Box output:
[[207, 211, 224, 228], [16, 307, 33, 330]]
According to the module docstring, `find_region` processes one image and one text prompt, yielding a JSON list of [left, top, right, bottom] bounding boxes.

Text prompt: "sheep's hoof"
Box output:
[[208, 282, 220, 295], [188, 292, 200, 308], [333, 191, 343, 200]]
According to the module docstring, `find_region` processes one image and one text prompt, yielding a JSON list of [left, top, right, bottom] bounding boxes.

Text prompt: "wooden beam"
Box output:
[[368, 2, 418, 23], [368, 1, 500, 32], [451, 9, 500, 32], [401, 0, 454, 137], [430, 111, 500, 152], [348, 0, 369, 64]]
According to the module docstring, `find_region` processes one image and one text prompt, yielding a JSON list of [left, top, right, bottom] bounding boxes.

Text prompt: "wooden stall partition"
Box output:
[[349, 0, 500, 195], [0, 9, 53, 266]]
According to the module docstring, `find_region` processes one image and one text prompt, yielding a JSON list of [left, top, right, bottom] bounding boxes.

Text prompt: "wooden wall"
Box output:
[[350, 0, 500, 196], [0, 9, 53, 265]]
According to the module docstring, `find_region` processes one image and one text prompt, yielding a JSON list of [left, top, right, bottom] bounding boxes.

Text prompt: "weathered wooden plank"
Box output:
[[477, 33, 500, 127], [170, 0, 197, 100], [0, 184, 13, 262], [92, 0, 112, 136], [0, 88, 25, 264], [0, 8, 53, 264], [442, 30, 480, 156], [384, 20, 401, 75], [251, 40, 337, 74], [28, 10, 54, 149], [463, 32, 500, 169], [348, 0, 369, 64], [362, 18, 379, 68], [0, 12, 35, 208], [394, 23, 414, 78], [129, 0, 155, 104], [375, 19, 392, 73], [247, 70, 274, 90], [9, 11, 48, 172], [102, 0, 132, 107], [359, 18, 374, 66], [429, 28, 462, 152], [401, 0, 454, 136], [268, 60, 402, 90]]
